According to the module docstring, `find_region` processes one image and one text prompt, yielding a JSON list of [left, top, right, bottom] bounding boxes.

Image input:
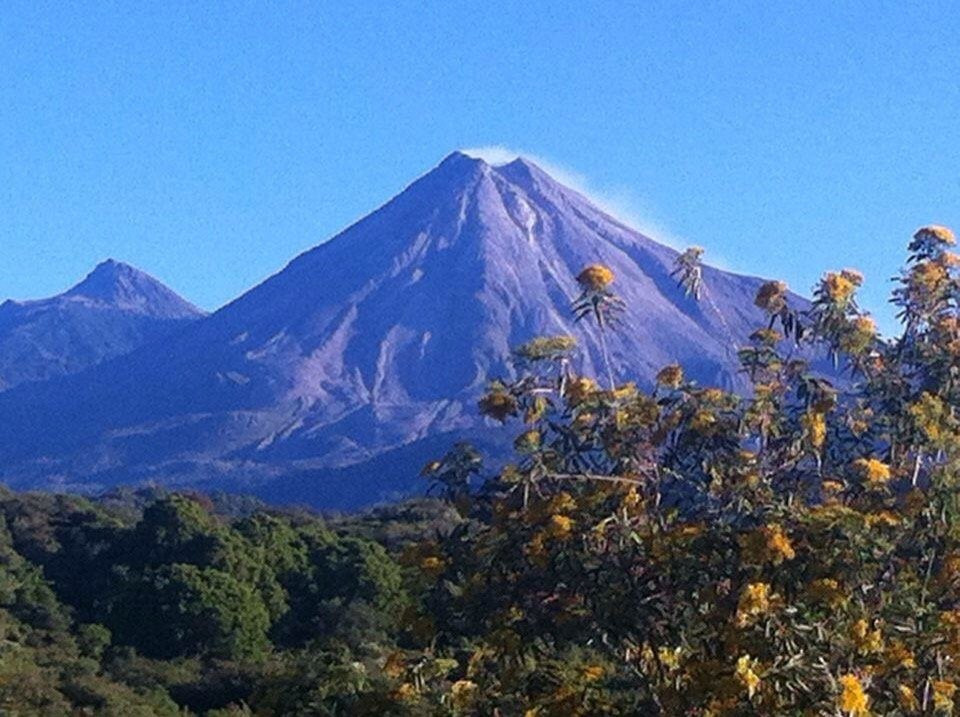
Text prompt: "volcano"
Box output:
[[0, 152, 800, 506], [0, 260, 203, 391]]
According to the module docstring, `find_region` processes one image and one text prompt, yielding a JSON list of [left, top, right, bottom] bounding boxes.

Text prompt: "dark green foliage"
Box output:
[[109, 564, 271, 660], [0, 487, 415, 714]]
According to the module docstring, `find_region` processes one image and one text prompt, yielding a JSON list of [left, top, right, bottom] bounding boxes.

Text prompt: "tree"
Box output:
[[109, 563, 270, 660]]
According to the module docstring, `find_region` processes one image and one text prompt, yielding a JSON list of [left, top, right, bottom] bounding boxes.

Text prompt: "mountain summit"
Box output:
[[0, 153, 791, 505], [64, 259, 203, 318], [0, 261, 203, 390]]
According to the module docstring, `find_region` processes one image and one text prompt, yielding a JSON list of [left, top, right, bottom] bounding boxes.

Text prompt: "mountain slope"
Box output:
[[0, 260, 204, 390], [0, 153, 803, 505]]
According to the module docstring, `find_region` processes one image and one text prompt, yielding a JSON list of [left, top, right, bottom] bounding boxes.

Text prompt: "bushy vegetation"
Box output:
[[0, 488, 424, 714], [3, 225, 960, 714]]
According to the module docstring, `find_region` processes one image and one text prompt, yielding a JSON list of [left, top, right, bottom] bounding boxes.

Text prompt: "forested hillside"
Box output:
[[0, 485, 464, 714]]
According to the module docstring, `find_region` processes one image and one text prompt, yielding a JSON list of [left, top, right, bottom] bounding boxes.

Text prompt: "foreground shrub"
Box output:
[[385, 226, 960, 715]]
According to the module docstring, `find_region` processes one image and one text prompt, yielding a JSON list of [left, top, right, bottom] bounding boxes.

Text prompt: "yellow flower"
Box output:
[[883, 641, 916, 671], [909, 392, 951, 444], [910, 260, 948, 293], [803, 411, 827, 451], [383, 651, 406, 678], [547, 491, 577, 514], [808, 578, 847, 608], [478, 389, 518, 422], [576, 263, 615, 291], [823, 271, 857, 303], [898, 684, 919, 712], [450, 679, 478, 708], [821, 480, 845, 501], [564, 376, 598, 405], [942, 251, 960, 267], [864, 511, 900, 528], [690, 410, 718, 434], [850, 618, 884, 655], [419, 556, 446, 577], [525, 532, 548, 564], [514, 335, 577, 361], [392, 683, 419, 702], [735, 655, 761, 698], [735, 582, 772, 627], [755, 280, 788, 313], [582, 665, 605, 682], [840, 316, 877, 355], [934, 680, 957, 713], [514, 429, 541, 453], [750, 327, 782, 345], [837, 674, 869, 715], [656, 363, 684, 389], [765, 524, 795, 562], [546, 514, 575, 539], [940, 552, 960, 585], [658, 646, 682, 670], [915, 224, 956, 246], [740, 524, 794, 565], [852, 457, 891, 487], [621, 486, 641, 511], [700, 387, 727, 403]]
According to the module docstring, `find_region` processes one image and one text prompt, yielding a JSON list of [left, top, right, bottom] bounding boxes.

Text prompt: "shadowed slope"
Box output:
[[0, 260, 204, 390]]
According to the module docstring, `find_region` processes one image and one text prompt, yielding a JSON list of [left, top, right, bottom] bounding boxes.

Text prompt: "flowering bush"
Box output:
[[386, 226, 960, 715]]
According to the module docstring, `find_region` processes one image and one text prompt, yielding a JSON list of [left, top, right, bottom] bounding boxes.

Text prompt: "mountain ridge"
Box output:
[[0, 261, 204, 391], [0, 152, 813, 506]]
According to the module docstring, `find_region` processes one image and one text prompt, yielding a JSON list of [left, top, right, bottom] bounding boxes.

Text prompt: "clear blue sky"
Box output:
[[2, 1, 958, 334]]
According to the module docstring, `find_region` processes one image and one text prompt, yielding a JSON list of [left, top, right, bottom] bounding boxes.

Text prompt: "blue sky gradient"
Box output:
[[2, 1, 958, 334]]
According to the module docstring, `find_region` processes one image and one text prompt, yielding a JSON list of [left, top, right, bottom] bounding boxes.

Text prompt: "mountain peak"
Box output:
[[64, 260, 204, 319], [441, 150, 487, 166]]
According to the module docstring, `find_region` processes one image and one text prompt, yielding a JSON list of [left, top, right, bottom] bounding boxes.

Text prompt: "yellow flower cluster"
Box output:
[[909, 260, 948, 297], [656, 363, 684, 389], [837, 674, 869, 715], [909, 392, 951, 444], [546, 514, 575, 538], [898, 684, 919, 711], [934, 680, 958, 713], [740, 524, 795, 565], [749, 327, 782, 346], [514, 335, 577, 361], [565, 376, 598, 405], [808, 577, 847, 608], [883, 640, 916, 671], [802, 411, 827, 451], [576, 264, 615, 291], [839, 316, 877, 355], [735, 655, 761, 698], [450, 679, 478, 708], [823, 271, 858, 303], [852, 457, 891, 487], [582, 665, 605, 682], [850, 618, 884, 655], [735, 582, 772, 627], [915, 224, 956, 245], [514, 429, 541, 453], [419, 555, 446, 577]]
